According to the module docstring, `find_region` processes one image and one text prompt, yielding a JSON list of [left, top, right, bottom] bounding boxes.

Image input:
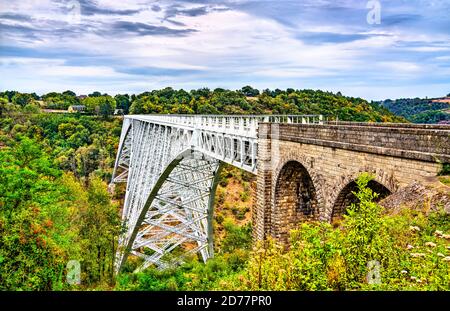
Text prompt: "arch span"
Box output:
[[272, 161, 319, 244], [111, 118, 219, 273], [331, 176, 391, 222], [116, 149, 222, 272]]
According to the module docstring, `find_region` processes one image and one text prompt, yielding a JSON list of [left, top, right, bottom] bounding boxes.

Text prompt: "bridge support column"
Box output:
[[254, 124, 273, 241]]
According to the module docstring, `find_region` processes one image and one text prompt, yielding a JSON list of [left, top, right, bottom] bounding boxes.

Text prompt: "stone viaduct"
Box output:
[[254, 122, 450, 244]]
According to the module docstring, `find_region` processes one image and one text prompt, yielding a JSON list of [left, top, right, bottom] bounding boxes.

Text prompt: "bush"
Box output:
[[240, 191, 250, 202], [438, 163, 450, 176], [220, 219, 252, 254], [240, 173, 450, 291]]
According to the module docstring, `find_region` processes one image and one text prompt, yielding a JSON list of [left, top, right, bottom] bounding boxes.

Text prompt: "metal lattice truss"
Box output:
[[111, 115, 323, 272]]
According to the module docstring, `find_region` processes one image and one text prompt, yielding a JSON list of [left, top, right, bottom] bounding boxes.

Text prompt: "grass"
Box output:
[[438, 176, 450, 186]]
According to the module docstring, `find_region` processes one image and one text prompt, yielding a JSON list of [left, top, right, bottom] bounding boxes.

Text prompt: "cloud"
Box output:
[[0, 13, 33, 22], [164, 5, 209, 18], [118, 66, 203, 76], [151, 5, 162, 12], [381, 14, 422, 26], [109, 21, 196, 36], [295, 32, 387, 44], [0, 0, 449, 100], [55, 0, 142, 16]]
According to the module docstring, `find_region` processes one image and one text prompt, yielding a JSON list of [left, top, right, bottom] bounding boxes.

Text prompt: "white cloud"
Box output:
[[0, 0, 449, 99], [377, 61, 422, 73]]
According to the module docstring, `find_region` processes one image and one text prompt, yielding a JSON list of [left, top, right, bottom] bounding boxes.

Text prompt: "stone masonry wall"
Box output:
[[255, 123, 449, 242]]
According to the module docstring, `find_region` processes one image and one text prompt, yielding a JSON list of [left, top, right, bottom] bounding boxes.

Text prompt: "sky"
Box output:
[[0, 0, 449, 100]]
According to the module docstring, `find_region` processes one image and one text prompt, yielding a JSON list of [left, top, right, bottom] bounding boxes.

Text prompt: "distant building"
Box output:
[[77, 95, 88, 100], [114, 109, 124, 115], [68, 105, 86, 113]]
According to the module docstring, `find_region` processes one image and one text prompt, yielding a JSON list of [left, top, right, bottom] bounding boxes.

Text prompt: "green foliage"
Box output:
[[42, 92, 79, 110], [0, 97, 8, 116], [241, 86, 260, 97], [0, 90, 19, 102], [89, 91, 102, 97], [220, 219, 252, 254], [3, 88, 403, 122], [340, 173, 384, 286], [16, 113, 122, 179], [78, 176, 120, 285], [11, 93, 38, 107], [0, 112, 121, 290], [1, 89, 445, 292], [439, 176, 450, 186], [126, 88, 402, 122], [378, 97, 450, 124], [23, 103, 41, 114], [0, 138, 75, 290], [236, 173, 450, 291], [438, 163, 450, 176], [82, 95, 116, 118], [244, 224, 335, 291], [114, 94, 131, 114]]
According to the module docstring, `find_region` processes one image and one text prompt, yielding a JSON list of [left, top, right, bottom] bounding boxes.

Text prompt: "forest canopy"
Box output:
[[0, 87, 404, 122]]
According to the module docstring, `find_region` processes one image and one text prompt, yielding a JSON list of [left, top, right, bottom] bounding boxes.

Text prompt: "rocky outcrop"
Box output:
[[380, 181, 450, 214]]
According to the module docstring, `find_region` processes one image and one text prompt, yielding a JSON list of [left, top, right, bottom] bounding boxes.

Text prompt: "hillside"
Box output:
[[377, 96, 450, 124], [1, 89, 448, 292], [1, 87, 403, 123]]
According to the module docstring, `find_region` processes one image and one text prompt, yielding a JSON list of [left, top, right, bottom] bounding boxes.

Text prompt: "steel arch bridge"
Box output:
[[111, 114, 323, 272]]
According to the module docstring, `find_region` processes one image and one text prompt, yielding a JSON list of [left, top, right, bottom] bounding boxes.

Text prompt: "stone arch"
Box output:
[[271, 158, 323, 244], [271, 152, 326, 217], [328, 168, 399, 222]]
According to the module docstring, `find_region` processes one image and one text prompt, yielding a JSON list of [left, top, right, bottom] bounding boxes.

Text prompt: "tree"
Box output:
[[197, 102, 219, 114], [342, 173, 384, 285], [79, 176, 120, 285], [83, 96, 116, 118], [0, 97, 7, 116], [190, 88, 211, 100], [11, 93, 34, 107], [262, 88, 274, 97], [241, 86, 260, 97], [171, 104, 194, 114], [23, 103, 41, 114], [75, 145, 99, 178], [43, 92, 79, 110], [114, 94, 131, 114], [157, 87, 175, 99], [89, 91, 102, 97], [0, 91, 18, 102], [0, 138, 75, 290], [63, 90, 77, 97], [98, 98, 115, 119]]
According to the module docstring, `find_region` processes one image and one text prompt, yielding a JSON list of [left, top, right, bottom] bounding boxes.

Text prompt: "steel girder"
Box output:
[[111, 114, 323, 273], [112, 119, 221, 273]]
